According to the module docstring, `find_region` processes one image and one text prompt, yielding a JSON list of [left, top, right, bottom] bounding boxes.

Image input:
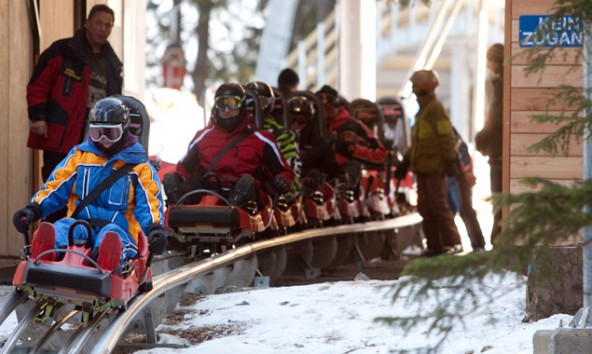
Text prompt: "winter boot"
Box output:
[[163, 172, 184, 206], [97, 232, 123, 272], [31, 222, 56, 261]]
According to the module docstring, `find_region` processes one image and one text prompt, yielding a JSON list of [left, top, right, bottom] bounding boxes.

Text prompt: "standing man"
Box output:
[[475, 43, 504, 245], [397, 70, 463, 256], [27, 4, 123, 182]]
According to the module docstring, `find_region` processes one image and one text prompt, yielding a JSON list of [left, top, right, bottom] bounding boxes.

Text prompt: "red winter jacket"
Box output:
[[177, 113, 295, 193], [328, 107, 387, 169], [26, 29, 123, 153]]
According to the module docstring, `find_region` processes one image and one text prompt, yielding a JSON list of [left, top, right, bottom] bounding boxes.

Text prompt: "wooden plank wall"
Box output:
[[0, 1, 133, 258], [0, 0, 74, 260], [0, 0, 34, 262], [506, 0, 583, 195]]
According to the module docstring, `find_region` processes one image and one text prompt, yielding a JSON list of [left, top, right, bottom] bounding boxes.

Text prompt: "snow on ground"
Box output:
[[127, 272, 570, 354], [0, 271, 572, 354]]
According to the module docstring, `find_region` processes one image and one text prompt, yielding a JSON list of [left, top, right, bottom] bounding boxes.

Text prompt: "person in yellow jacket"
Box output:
[[396, 70, 463, 256]]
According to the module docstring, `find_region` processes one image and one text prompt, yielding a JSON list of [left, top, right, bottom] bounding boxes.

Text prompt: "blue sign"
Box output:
[[518, 15, 583, 47]]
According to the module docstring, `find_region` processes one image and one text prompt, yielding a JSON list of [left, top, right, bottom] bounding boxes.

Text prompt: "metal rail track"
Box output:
[[0, 213, 422, 354]]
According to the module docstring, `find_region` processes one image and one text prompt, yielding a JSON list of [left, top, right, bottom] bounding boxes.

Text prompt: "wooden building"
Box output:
[[506, 0, 584, 195]]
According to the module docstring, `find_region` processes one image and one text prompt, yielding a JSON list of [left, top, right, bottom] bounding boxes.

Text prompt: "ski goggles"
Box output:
[[380, 105, 402, 116], [89, 123, 125, 143], [215, 95, 243, 111]]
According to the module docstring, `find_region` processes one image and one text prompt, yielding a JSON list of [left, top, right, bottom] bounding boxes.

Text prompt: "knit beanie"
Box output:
[[487, 43, 504, 65]]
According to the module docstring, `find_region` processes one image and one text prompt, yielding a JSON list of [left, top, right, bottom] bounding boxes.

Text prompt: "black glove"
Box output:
[[13, 203, 41, 233], [445, 159, 461, 177], [273, 175, 291, 195], [334, 139, 353, 157], [147, 228, 167, 255]]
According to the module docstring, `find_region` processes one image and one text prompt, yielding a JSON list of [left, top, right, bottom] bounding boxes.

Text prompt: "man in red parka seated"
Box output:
[[163, 82, 295, 213], [312, 85, 387, 191]]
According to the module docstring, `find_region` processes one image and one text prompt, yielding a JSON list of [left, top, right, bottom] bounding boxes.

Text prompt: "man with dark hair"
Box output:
[[277, 68, 300, 98], [26, 4, 123, 183]]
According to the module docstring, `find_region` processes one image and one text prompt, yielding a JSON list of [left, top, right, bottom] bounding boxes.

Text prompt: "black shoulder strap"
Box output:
[[205, 129, 253, 175], [72, 163, 137, 218]]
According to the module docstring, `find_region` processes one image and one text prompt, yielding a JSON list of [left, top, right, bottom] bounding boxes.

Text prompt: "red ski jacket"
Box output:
[[178, 113, 295, 192], [328, 107, 387, 169], [26, 29, 123, 153]]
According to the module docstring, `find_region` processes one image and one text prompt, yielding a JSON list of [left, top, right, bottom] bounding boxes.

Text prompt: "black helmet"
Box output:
[[88, 97, 131, 154], [351, 98, 379, 128], [214, 81, 246, 103], [288, 96, 314, 132], [245, 80, 275, 116], [213, 82, 248, 132], [89, 97, 130, 130], [288, 96, 314, 117]]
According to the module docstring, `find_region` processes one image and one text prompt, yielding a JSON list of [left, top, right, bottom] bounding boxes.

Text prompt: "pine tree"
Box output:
[[377, 1, 592, 352]]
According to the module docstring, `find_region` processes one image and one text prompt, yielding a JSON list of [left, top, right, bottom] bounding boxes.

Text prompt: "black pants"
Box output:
[[489, 159, 502, 244], [42, 150, 68, 222], [42, 151, 67, 182], [456, 174, 485, 249]]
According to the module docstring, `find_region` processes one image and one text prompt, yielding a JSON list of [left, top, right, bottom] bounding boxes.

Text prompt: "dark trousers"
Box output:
[[489, 159, 502, 244], [42, 151, 67, 182], [42, 150, 68, 223], [456, 174, 485, 249], [417, 173, 462, 251]]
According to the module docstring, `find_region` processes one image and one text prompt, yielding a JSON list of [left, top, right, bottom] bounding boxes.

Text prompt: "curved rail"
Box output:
[[90, 213, 422, 354], [0, 213, 422, 353]]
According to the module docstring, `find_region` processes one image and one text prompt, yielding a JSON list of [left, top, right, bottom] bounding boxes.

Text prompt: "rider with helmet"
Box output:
[[13, 97, 167, 271], [396, 70, 462, 256], [351, 98, 384, 141], [286, 94, 331, 191], [315, 85, 387, 190], [246, 80, 301, 197], [287, 95, 314, 137], [163, 82, 295, 213], [246, 81, 301, 176]]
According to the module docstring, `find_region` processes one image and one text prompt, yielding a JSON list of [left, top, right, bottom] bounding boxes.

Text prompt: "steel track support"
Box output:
[[143, 307, 157, 343]]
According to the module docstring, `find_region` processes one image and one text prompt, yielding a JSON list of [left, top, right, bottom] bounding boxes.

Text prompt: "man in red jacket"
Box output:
[[26, 4, 123, 182], [163, 82, 295, 213], [314, 85, 387, 190]]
